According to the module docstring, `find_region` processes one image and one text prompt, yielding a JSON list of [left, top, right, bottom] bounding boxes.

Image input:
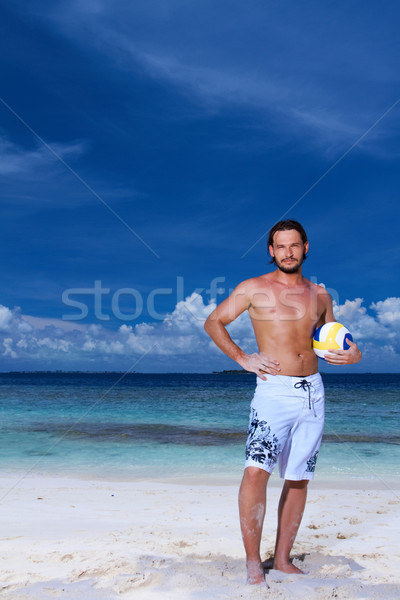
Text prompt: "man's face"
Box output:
[[269, 229, 308, 274]]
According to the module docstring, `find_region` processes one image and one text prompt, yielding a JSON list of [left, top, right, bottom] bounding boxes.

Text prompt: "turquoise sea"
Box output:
[[0, 372, 399, 484]]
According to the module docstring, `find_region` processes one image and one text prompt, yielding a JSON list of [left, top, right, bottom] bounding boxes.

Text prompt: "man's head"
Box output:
[[268, 219, 308, 274]]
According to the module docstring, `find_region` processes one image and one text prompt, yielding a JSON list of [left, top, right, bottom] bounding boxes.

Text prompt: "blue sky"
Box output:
[[0, 0, 399, 372]]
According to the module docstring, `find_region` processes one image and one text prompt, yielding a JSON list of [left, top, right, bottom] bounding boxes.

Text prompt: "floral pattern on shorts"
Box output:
[[245, 407, 280, 470], [306, 450, 319, 472]]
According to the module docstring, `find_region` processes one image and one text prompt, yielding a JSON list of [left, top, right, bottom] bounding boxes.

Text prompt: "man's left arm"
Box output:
[[321, 292, 362, 365]]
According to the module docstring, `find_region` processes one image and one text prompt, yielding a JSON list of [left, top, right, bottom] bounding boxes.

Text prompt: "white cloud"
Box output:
[[26, 2, 392, 152], [334, 298, 386, 341], [0, 306, 13, 332], [0, 295, 399, 371], [0, 137, 87, 178], [334, 297, 400, 350], [370, 297, 400, 326], [22, 315, 86, 332], [116, 292, 216, 356], [3, 337, 17, 359], [110, 44, 362, 150]]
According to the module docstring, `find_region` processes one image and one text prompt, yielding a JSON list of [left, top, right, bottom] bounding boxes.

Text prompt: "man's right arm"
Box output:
[[203, 280, 280, 380]]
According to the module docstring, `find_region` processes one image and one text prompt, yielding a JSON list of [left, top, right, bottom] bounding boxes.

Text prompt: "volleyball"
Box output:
[[313, 321, 353, 360]]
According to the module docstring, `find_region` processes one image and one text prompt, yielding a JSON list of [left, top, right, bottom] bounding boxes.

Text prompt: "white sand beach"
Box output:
[[0, 476, 399, 599]]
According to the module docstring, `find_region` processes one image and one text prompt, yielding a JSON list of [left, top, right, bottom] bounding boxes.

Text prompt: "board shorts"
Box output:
[[244, 373, 325, 481]]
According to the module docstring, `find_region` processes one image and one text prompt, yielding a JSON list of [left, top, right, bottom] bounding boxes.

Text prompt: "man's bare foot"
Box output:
[[273, 560, 305, 574], [246, 559, 269, 587]]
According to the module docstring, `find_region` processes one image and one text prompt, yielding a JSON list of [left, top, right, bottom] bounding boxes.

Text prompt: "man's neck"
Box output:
[[273, 269, 304, 287]]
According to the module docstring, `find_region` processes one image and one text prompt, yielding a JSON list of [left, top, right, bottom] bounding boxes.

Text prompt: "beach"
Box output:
[[1, 475, 400, 599], [0, 372, 399, 598]]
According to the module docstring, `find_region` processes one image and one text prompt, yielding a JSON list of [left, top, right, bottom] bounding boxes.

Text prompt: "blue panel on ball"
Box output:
[[343, 333, 353, 350], [314, 326, 322, 341]]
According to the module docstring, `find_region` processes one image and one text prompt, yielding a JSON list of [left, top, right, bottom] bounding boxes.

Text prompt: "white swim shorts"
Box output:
[[244, 373, 325, 480]]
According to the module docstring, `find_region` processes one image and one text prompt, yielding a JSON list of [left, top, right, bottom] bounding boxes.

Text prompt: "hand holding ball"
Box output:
[[313, 322, 353, 360]]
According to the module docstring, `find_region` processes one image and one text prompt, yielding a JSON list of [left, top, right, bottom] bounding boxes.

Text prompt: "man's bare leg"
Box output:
[[273, 479, 308, 574], [238, 467, 270, 585]]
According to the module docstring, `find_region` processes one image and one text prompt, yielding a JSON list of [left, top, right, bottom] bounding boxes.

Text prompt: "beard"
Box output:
[[275, 254, 304, 274]]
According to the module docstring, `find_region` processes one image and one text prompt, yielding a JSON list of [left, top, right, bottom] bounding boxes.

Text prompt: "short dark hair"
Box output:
[[268, 219, 308, 264]]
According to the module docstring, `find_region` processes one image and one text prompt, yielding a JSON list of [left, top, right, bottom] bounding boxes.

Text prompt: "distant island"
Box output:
[[212, 369, 253, 374]]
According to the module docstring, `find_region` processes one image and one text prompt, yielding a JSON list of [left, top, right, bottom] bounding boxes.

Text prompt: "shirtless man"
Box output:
[[204, 219, 361, 587]]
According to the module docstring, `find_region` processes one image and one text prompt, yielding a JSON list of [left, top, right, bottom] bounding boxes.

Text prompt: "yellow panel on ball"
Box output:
[[313, 321, 353, 361]]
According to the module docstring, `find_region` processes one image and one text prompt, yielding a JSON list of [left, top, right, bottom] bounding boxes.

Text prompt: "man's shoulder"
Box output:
[[304, 278, 331, 295], [235, 273, 273, 291], [230, 275, 273, 304], [305, 280, 333, 306]]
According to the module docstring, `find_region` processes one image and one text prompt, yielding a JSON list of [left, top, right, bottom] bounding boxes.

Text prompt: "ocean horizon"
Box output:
[[1, 370, 398, 374]]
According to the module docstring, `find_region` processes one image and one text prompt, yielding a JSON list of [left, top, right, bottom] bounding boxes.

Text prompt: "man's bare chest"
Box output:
[[248, 287, 323, 323]]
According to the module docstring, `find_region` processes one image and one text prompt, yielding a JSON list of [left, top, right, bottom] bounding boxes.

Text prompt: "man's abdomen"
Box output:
[[259, 347, 318, 377]]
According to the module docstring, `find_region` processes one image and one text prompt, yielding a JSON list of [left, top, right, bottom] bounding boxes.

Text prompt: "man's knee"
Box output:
[[284, 478, 309, 489], [243, 466, 271, 485]]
